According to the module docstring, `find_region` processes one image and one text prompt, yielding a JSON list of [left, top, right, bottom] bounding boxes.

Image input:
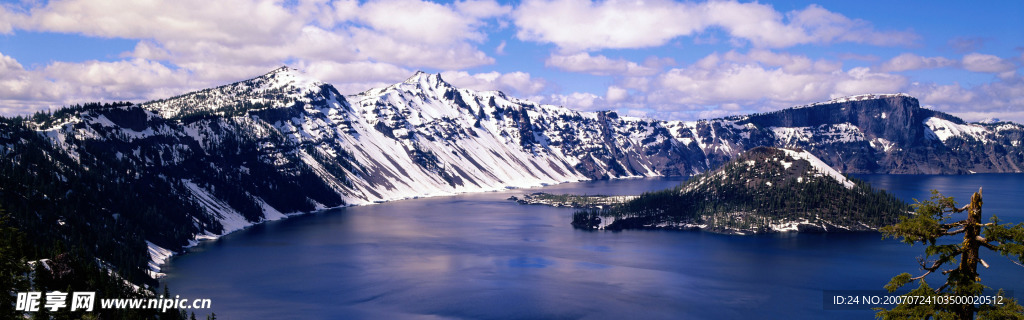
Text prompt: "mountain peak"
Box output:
[[256, 66, 321, 91], [141, 66, 329, 118], [403, 71, 448, 87], [268, 65, 296, 74]]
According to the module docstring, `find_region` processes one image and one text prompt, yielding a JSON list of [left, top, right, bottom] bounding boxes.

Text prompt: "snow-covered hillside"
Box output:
[[13, 67, 1024, 278]]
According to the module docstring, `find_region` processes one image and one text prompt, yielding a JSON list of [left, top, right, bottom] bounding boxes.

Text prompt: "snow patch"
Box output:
[[146, 241, 172, 279], [780, 148, 854, 189], [925, 117, 990, 143], [870, 137, 896, 152], [779, 160, 792, 170]]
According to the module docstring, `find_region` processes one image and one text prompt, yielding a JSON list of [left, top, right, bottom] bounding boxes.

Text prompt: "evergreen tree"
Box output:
[[0, 206, 29, 319], [876, 188, 1024, 319]]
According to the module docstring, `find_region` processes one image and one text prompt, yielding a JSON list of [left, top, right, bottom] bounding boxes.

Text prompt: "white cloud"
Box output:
[[783, 4, 916, 47], [513, 0, 916, 52], [455, 0, 513, 19], [357, 0, 506, 45], [297, 60, 413, 94], [543, 92, 605, 111], [7, 0, 505, 70], [722, 49, 841, 73], [0, 54, 197, 115], [606, 86, 628, 102], [588, 50, 1022, 123], [702, 1, 807, 48], [495, 40, 507, 55], [962, 53, 1016, 73], [910, 83, 975, 105], [15, 0, 303, 45], [832, 67, 907, 98], [594, 50, 912, 121], [441, 70, 548, 96], [879, 53, 956, 72], [514, 0, 704, 52], [545, 52, 659, 76], [0, 52, 23, 72], [909, 76, 1024, 122], [347, 27, 495, 69], [0, 5, 17, 34], [0, 0, 514, 114], [650, 51, 893, 105]]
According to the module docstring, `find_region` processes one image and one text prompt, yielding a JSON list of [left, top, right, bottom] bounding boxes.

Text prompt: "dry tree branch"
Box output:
[[943, 228, 966, 236]]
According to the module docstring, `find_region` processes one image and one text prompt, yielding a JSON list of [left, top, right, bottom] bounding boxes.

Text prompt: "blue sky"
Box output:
[[1, 0, 1022, 122]]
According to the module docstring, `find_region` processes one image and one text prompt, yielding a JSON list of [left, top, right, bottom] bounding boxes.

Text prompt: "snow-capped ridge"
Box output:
[[795, 93, 912, 109], [979, 118, 1001, 124], [140, 66, 330, 118]]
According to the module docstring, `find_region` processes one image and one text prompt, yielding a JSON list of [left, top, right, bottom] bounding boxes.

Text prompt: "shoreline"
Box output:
[[149, 174, 673, 282]]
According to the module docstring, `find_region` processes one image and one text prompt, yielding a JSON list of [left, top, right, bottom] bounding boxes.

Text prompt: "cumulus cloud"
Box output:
[[961, 53, 1016, 73], [593, 50, 912, 120], [542, 92, 606, 111], [357, 0, 507, 45], [879, 53, 957, 72], [606, 86, 628, 102], [15, 0, 304, 45], [294, 60, 415, 94], [545, 52, 660, 76], [513, 0, 916, 52], [0, 5, 17, 34], [0, 0, 513, 114], [0, 53, 197, 114], [441, 70, 548, 96], [513, 0, 703, 52], [7, 0, 508, 70], [587, 50, 1022, 123], [832, 67, 908, 97], [782, 4, 916, 47], [909, 76, 1024, 122], [650, 50, 885, 105], [455, 0, 513, 20], [721, 49, 841, 73]]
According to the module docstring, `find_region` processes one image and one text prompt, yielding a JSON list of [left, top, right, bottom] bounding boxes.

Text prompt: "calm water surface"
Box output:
[[165, 174, 1024, 319]]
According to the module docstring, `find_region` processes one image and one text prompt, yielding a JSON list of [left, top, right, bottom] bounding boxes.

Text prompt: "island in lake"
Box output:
[[513, 147, 911, 235]]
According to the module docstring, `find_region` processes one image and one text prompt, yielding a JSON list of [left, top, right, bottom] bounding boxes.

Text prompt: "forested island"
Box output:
[[514, 147, 911, 234], [508, 193, 636, 208]]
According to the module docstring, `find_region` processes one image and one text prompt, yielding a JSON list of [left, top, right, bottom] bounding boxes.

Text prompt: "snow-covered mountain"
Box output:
[[3, 66, 1023, 281]]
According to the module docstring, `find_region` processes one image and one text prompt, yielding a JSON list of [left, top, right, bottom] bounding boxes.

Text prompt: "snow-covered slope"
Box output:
[[924, 117, 991, 143], [780, 148, 854, 189], [11, 67, 1024, 280]]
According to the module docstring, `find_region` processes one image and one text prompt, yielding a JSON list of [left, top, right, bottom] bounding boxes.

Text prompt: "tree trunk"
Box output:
[[956, 187, 983, 320]]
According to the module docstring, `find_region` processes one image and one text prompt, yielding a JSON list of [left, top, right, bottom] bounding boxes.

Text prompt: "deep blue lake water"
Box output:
[[164, 174, 1024, 319]]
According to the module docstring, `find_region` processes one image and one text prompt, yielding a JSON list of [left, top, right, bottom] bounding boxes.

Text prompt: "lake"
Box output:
[[164, 174, 1024, 319]]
